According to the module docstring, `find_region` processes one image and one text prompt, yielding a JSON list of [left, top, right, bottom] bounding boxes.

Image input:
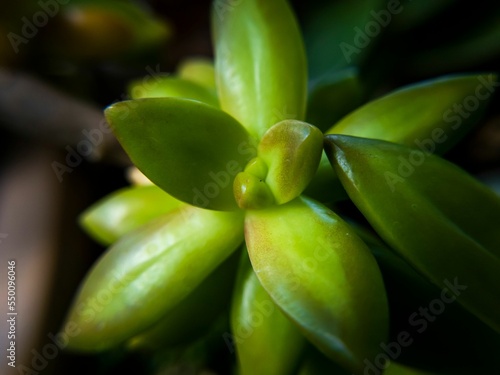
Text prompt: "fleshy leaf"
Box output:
[[65, 205, 244, 351], [327, 74, 496, 147], [80, 185, 184, 246], [245, 196, 389, 373], [231, 252, 305, 375], [128, 249, 240, 350], [128, 76, 219, 107], [177, 58, 216, 90], [212, 0, 307, 138], [257, 120, 323, 205], [233, 170, 275, 210], [307, 74, 497, 202], [325, 135, 500, 333], [353, 221, 500, 371], [105, 98, 257, 211], [48, 0, 171, 60]]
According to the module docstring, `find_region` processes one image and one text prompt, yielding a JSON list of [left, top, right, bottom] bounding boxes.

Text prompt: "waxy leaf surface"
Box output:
[[65, 206, 244, 351], [308, 74, 497, 202], [326, 74, 496, 148], [258, 120, 323, 204], [106, 98, 256, 210], [213, 0, 307, 138], [80, 185, 184, 246], [129, 76, 219, 107], [231, 252, 304, 375], [128, 250, 240, 350], [325, 135, 500, 332], [245, 196, 388, 373]]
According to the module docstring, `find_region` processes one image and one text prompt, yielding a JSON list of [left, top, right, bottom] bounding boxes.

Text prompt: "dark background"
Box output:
[[0, 0, 499, 374]]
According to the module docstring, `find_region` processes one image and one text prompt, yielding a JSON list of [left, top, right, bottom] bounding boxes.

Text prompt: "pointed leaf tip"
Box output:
[[105, 97, 257, 211]]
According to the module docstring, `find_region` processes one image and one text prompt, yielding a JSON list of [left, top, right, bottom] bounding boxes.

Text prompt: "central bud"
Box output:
[[233, 120, 324, 210]]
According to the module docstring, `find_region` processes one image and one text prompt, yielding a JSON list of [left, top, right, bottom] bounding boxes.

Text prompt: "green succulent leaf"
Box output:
[[324, 135, 500, 333], [245, 196, 389, 374], [79, 185, 184, 246], [231, 252, 305, 375], [105, 98, 257, 211], [307, 74, 497, 202], [257, 120, 324, 205], [50, 0, 170, 60], [64, 206, 244, 351], [128, 249, 240, 350], [233, 170, 275, 210], [353, 221, 500, 371], [177, 58, 217, 90], [128, 77, 219, 107], [327, 74, 496, 147], [212, 0, 307, 139]]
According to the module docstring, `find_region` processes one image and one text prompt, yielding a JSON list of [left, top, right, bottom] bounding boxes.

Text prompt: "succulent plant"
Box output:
[[64, 1, 500, 374]]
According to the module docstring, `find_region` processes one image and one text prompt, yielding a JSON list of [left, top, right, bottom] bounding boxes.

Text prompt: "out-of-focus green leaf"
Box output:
[[325, 135, 500, 333], [105, 98, 257, 211], [128, 249, 240, 350], [231, 252, 304, 375], [47, 0, 170, 60], [212, 0, 307, 138], [245, 196, 388, 374], [128, 76, 219, 107], [307, 74, 497, 202], [65, 205, 244, 351], [327, 74, 496, 147], [80, 185, 184, 246], [177, 58, 216, 90]]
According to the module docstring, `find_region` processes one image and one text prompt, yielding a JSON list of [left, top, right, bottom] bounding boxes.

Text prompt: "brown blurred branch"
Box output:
[[0, 68, 129, 166]]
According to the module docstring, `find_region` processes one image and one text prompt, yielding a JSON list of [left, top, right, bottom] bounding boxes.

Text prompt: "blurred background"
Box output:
[[0, 0, 499, 374]]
